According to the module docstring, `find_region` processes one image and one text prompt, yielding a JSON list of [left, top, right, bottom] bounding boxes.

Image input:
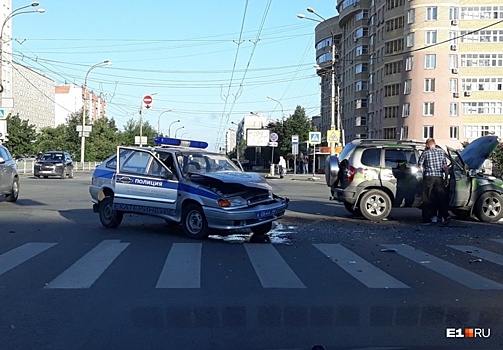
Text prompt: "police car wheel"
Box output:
[[99, 197, 123, 228], [250, 222, 272, 235], [182, 204, 209, 239]]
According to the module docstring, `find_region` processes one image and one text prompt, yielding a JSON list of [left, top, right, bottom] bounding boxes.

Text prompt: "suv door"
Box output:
[[113, 147, 178, 216], [447, 146, 472, 207], [382, 148, 422, 207]]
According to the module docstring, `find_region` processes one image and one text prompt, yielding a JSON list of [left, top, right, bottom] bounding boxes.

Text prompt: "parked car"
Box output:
[[325, 135, 503, 222], [89, 137, 289, 239], [34, 151, 74, 179], [0, 144, 19, 202]]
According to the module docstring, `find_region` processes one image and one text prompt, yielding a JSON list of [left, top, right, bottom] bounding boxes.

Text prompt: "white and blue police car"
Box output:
[[89, 137, 288, 239]]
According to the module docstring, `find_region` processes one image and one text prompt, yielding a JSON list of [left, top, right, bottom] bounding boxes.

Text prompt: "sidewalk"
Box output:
[[265, 172, 324, 182]]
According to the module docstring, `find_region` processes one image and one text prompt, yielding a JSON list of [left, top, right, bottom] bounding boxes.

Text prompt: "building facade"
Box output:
[[54, 84, 106, 126], [314, 0, 503, 148], [12, 62, 55, 130]]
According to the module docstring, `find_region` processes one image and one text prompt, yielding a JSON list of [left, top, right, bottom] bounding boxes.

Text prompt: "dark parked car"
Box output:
[[0, 144, 19, 202], [34, 151, 74, 179]]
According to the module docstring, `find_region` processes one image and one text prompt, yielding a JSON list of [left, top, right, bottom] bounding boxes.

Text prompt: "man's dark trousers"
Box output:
[[422, 176, 448, 222]]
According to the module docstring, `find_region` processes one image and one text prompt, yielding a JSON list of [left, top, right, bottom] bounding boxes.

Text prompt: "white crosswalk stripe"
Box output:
[[0, 243, 57, 276], [156, 243, 202, 288], [448, 245, 503, 266], [382, 244, 503, 290], [244, 244, 306, 288], [45, 240, 130, 289], [314, 243, 410, 289]]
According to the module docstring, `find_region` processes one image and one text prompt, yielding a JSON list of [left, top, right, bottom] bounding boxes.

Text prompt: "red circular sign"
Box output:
[[143, 95, 153, 105]]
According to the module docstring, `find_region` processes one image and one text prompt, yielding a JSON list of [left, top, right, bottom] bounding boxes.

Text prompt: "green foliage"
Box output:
[[491, 142, 503, 174], [4, 114, 38, 156]]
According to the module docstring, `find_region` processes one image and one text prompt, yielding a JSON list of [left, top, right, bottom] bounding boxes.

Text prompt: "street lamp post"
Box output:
[[174, 126, 184, 138], [298, 8, 339, 155], [81, 60, 111, 164], [157, 109, 172, 135], [0, 2, 45, 108], [266, 96, 284, 175], [231, 121, 240, 162], [168, 119, 180, 137]]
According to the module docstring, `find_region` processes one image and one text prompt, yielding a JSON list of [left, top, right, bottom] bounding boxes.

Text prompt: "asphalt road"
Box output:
[[1, 172, 502, 350]]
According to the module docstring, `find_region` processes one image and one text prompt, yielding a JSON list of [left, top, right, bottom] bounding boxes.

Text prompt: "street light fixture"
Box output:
[[157, 109, 172, 135], [298, 7, 339, 155], [266, 96, 284, 122], [168, 119, 180, 137], [174, 126, 184, 138], [0, 2, 45, 94], [80, 60, 111, 163]]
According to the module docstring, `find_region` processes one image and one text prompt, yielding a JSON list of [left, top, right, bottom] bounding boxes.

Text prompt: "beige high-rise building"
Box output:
[[314, 1, 503, 148]]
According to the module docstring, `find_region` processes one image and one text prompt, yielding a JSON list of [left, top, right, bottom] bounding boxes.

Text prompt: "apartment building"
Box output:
[[54, 84, 106, 126], [315, 0, 503, 148]]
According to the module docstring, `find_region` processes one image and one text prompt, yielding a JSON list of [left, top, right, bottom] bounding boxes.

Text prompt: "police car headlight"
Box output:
[[218, 196, 247, 208]]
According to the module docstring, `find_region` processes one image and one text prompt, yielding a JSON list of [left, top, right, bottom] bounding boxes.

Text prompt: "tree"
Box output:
[[120, 118, 157, 146], [86, 117, 120, 161], [36, 124, 69, 153], [4, 114, 38, 156]]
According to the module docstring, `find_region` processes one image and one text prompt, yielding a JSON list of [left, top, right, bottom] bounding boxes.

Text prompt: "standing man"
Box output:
[[418, 138, 450, 225]]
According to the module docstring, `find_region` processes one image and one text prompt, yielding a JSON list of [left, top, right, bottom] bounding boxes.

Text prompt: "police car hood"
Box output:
[[193, 171, 271, 190], [459, 135, 499, 169]]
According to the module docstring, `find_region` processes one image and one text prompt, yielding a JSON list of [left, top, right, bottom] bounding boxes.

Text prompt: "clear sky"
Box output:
[[12, 0, 337, 150]]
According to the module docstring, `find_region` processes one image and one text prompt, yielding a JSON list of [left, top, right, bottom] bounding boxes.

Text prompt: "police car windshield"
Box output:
[[179, 152, 240, 173]]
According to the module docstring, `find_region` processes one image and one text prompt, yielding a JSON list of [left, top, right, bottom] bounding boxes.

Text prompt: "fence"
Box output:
[[15, 160, 101, 175]]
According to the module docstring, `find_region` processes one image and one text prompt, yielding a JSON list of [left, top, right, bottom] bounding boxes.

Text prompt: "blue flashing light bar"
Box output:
[[153, 136, 208, 149]]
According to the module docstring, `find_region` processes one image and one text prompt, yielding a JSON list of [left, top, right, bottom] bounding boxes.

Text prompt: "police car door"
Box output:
[[114, 147, 178, 216]]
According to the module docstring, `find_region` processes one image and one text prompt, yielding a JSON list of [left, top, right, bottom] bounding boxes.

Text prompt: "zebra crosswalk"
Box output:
[[1, 239, 503, 291]]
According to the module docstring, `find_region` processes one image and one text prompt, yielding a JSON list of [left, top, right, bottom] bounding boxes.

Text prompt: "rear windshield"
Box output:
[[338, 142, 357, 161]]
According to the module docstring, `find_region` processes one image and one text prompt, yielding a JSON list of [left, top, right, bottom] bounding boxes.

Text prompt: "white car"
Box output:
[[0, 145, 19, 202], [89, 137, 288, 239]]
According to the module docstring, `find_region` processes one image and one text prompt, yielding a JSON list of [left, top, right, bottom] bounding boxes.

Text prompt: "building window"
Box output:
[[449, 7, 459, 20], [449, 54, 458, 69], [401, 126, 409, 139], [423, 102, 435, 116], [407, 9, 415, 24], [449, 78, 458, 92], [405, 56, 414, 71], [450, 126, 459, 139], [425, 31, 438, 45], [404, 79, 412, 94], [355, 63, 369, 74], [406, 33, 414, 47], [402, 102, 411, 117], [425, 54, 436, 69], [355, 81, 368, 91], [384, 127, 397, 139], [450, 102, 458, 116], [423, 125, 434, 139], [356, 99, 368, 109], [426, 7, 438, 20], [355, 116, 367, 126], [424, 78, 435, 92]]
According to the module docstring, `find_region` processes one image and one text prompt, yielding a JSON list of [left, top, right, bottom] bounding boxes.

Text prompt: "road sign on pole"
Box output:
[[309, 132, 321, 145], [143, 95, 153, 109]]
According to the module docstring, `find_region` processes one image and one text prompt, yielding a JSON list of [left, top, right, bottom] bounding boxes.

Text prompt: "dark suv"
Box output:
[[325, 136, 503, 222], [0, 144, 19, 202], [34, 151, 74, 179]]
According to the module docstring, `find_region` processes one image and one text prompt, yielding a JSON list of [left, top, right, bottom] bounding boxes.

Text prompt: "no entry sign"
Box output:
[[143, 95, 153, 105]]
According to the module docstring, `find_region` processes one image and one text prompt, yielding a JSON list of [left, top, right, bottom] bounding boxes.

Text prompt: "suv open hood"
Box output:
[[459, 135, 499, 169]]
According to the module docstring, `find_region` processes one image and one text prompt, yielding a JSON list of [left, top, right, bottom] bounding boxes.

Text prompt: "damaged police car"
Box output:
[[89, 137, 288, 239]]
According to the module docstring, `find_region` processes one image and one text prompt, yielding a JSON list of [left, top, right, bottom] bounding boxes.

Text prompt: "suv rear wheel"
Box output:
[[359, 189, 392, 221], [474, 191, 502, 222]]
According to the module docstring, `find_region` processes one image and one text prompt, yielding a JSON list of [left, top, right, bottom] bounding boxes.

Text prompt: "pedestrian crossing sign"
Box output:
[[327, 130, 340, 144], [309, 132, 321, 145]]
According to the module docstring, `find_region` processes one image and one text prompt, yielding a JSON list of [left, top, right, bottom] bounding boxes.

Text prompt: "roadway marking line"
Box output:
[[0, 243, 57, 276], [448, 245, 503, 266], [314, 243, 410, 289], [45, 240, 129, 289], [156, 243, 202, 288], [492, 239, 503, 244], [244, 244, 306, 288], [382, 244, 503, 290]]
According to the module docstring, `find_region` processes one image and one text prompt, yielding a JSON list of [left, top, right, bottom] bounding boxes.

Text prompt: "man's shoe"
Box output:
[[431, 216, 438, 223], [442, 216, 451, 226]]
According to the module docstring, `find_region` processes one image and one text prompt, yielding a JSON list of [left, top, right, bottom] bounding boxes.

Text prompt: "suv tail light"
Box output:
[[347, 166, 356, 183]]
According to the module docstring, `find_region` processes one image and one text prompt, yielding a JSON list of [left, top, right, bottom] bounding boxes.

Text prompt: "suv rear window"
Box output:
[[338, 142, 357, 160]]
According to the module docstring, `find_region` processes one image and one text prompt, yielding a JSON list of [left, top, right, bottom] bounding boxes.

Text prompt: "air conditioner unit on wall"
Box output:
[[453, 92, 460, 98], [450, 44, 458, 51], [452, 68, 459, 74], [451, 19, 459, 26], [465, 91, 472, 97]]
